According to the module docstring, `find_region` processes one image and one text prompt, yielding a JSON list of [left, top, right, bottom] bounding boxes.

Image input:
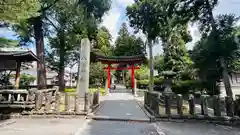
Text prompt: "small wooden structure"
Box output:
[[96, 55, 145, 91], [0, 49, 39, 88]]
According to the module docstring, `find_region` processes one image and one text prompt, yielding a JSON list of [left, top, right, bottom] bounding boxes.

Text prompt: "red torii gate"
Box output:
[[96, 55, 145, 90]]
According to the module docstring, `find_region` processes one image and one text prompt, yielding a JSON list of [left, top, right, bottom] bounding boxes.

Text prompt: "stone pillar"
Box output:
[[105, 79, 109, 95], [213, 95, 221, 116], [188, 94, 195, 115], [133, 79, 137, 96], [177, 94, 183, 116], [164, 94, 171, 115], [200, 95, 208, 116], [225, 96, 234, 117], [77, 38, 91, 98]]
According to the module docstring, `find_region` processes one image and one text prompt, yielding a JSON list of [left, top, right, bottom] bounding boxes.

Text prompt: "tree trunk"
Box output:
[[220, 58, 233, 98], [33, 16, 46, 89], [59, 31, 65, 91], [148, 39, 154, 91], [205, 0, 233, 98]]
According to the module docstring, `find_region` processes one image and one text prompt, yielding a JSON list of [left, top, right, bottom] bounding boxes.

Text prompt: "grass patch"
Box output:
[[64, 87, 106, 96]]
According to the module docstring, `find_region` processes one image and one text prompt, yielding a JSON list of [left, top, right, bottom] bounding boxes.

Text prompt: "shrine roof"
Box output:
[[95, 54, 146, 64], [0, 51, 39, 62]]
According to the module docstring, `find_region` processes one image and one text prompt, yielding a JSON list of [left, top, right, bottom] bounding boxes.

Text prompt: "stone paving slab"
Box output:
[[0, 118, 87, 135], [94, 91, 149, 121]]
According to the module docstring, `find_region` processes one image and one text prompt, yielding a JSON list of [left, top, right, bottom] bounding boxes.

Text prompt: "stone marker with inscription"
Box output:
[[77, 38, 91, 98]]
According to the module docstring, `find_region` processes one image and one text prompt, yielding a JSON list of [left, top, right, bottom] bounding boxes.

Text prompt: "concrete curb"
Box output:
[[89, 115, 150, 123], [134, 97, 155, 122], [87, 101, 105, 117], [0, 119, 16, 127]]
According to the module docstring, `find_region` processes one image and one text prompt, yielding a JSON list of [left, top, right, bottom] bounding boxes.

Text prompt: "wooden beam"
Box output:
[[104, 66, 140, 70]]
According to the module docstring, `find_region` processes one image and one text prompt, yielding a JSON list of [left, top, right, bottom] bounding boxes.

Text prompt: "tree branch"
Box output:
[[40, 0, 60, 12], [45, 16, 58, 30]]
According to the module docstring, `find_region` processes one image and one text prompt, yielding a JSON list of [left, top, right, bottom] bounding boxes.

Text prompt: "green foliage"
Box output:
[[89, 62, 106, 87], [95, 26, 112, 56], [135, 65, 149, 80], [154, 54, 164, 74], [0, 37, 18, 47], [19, 74, 36, 87], [126, 0, 191, 41], [114, 23, 146, 56], [191, 14, 239, 90], [0, 0, 40, 24]]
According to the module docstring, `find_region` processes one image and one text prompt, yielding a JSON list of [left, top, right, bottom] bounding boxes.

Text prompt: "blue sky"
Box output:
[[1, 0, 240, 56]]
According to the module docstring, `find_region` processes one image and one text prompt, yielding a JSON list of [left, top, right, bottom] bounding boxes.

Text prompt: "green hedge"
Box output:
[[136, 79, 216, 94]]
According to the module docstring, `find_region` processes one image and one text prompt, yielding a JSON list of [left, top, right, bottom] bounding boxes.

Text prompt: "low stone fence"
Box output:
[[144, 91, 240, 125], [0, 87, 100, 117]]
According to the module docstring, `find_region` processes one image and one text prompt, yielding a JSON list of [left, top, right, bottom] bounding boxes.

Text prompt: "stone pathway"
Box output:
[[94, 87, 149, 121]]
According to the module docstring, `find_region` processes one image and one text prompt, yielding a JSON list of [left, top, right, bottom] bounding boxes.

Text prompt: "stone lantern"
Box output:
[[161, 71, 177, 96]]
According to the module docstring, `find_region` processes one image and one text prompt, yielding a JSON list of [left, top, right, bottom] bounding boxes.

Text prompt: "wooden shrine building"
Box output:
[[0, 49, 39, 88]]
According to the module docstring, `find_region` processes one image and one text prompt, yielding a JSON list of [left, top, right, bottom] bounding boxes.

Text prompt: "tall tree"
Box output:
[[95, 26, 112, 56], [182, 0, 240, 97], [191, 14, 239, 95], [114, 23, 146, 56], [127, 0, 192, 91]]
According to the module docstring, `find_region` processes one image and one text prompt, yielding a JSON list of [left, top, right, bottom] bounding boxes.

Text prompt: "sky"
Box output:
[[0, 0, 240, 57]]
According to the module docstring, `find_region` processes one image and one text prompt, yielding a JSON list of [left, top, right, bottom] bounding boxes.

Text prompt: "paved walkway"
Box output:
[[94, 86, 149, 121]]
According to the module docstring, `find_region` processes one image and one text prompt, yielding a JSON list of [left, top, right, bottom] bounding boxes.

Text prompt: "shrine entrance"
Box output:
[[96, 55, 145, 94]]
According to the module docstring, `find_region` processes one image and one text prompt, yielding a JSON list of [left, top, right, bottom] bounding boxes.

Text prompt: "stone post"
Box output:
[[65, 93, 70, 112], [213, 95, 221, 117], [164, 94, 171, 115], [35, 91, 42, 111], [177, 94, 183, 116], [144, 91, 148, 107], [225, 96, 234, 117], [77, 38, 91, 98], [84, 92, 90, 112], [45, 92, 52, 113], [74, 95, 80, 113], [200, 95, 208, 116], [235, 95, 240, 116], [188, 94, 195, 115], [133, 79, 137, 96], [105, 79, 109, 95], [55, 92, 60, 114]]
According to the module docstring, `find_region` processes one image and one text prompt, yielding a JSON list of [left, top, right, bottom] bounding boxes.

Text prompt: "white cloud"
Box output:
[[101, 9, 121, 43], [100, 0, 135, 44], [115, 0, 134, 7], [186, 23, 201, 50]]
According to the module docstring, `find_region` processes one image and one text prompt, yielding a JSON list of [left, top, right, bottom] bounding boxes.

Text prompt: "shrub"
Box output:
[[136, 78, 215, 94], [19, 74, 36, 87]]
